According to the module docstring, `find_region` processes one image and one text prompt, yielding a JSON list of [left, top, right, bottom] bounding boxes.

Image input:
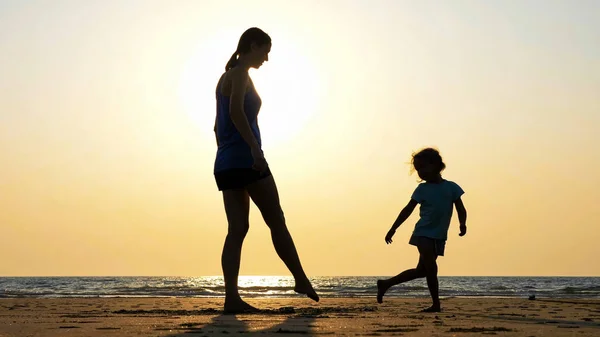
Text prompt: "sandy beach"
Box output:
[[1, 297, 599, 336]]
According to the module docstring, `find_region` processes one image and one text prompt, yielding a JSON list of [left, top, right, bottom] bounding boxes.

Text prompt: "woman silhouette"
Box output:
[[213, 27, 319, 313]]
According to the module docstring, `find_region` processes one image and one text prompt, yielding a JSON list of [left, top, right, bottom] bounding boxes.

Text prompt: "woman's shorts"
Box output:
[[409, 235, 446, 256], [214, 167, 272, 191]]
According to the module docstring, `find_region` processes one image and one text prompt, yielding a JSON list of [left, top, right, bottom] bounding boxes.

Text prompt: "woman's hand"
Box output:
[[251, 147, 268, 172]]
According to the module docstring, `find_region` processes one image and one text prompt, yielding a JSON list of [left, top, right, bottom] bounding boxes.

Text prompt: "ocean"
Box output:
[[0, 276, 598, 299]]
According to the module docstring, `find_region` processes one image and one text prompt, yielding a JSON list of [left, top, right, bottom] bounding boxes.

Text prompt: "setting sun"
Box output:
[[250, 39, 323, 146]]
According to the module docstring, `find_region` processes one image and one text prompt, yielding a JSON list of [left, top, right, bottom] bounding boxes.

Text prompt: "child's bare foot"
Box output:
[[377, 280, 388, 304], [421, 305, 441, 313], [223, 298, 260, 314], [294, 280, 319, 302]]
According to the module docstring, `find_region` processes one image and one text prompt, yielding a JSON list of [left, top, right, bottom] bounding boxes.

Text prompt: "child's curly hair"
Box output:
[[410, 147, 446, 176]]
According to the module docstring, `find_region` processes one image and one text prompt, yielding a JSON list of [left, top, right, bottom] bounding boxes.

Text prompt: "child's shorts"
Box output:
[[409, 235, 446, 256]]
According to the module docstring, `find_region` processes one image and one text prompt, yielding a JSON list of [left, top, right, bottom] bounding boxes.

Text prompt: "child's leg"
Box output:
[[417, 239, 440, 312], [377, 256, 427, 303]]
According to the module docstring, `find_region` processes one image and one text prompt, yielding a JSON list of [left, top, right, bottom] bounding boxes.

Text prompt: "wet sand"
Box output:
[[1, 297, 599, 336]]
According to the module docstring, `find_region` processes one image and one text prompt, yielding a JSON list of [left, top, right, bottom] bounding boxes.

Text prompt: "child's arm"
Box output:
[[385, 199, 418, 244], [454, 197, 467, 236]]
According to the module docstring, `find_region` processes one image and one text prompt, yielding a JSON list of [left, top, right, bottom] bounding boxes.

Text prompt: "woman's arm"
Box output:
[[228, 68, 260, 152]]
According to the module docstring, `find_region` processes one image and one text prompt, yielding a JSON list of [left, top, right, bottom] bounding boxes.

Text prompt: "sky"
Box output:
[[0, 0, 598, 277]]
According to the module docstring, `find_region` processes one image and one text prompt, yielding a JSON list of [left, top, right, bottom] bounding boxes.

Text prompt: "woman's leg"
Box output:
[[221, 188, 257, 313], [246, 175, 319, 302]]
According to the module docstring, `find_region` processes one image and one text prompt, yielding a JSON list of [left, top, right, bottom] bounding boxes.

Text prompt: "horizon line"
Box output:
[[1, 275, 599, 278]]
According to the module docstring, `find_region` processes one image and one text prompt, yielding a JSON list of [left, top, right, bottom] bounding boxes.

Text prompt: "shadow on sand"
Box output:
[[163, 313, 316, 336]]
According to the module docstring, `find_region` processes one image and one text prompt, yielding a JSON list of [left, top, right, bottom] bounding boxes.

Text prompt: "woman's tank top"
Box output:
[[214, 75, 262, 173]]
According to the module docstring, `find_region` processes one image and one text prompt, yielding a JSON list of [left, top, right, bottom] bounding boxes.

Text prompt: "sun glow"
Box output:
[[249, 40, 322, 146]]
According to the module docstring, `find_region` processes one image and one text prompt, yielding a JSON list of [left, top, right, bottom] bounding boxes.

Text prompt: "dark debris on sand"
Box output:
[[374, 327, 420, 333], [448, 326, 514, 333]]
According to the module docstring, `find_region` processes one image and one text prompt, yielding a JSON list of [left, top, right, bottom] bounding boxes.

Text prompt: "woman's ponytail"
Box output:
[[225, 51, 239, 71]]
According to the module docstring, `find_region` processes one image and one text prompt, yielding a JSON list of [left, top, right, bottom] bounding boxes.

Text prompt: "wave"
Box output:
[[1, 277, 599, 299], [560, 286, 600, 294]]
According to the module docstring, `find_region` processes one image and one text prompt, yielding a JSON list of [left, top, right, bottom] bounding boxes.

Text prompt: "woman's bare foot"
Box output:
[[223, 298, 260, 314], [294, 280, 319, 302], [377, 280, 389, 304], [421, 305, 441, 313]]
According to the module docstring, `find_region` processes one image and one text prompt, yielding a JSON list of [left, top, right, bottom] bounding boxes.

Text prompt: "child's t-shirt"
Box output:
[[410, 179, 464, 241]]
